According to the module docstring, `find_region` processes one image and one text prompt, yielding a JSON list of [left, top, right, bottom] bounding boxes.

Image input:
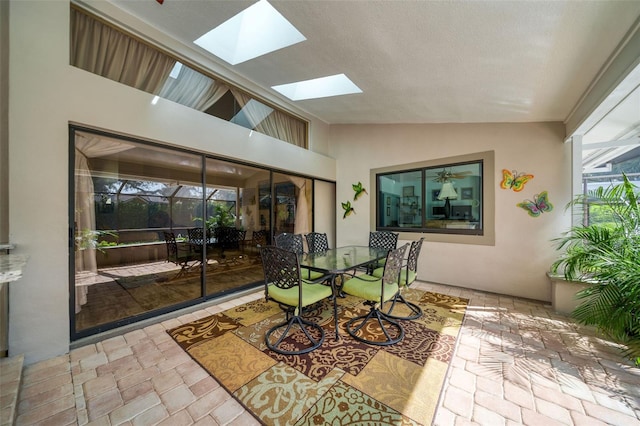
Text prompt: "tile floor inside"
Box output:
[[8, 282, 640, 425]]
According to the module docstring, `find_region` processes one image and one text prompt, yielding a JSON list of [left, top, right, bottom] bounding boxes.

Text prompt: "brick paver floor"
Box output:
[[13, 282, 640, 425]]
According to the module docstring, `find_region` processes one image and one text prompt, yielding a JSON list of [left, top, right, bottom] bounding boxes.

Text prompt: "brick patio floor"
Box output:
[[11, 282, 640, 425]]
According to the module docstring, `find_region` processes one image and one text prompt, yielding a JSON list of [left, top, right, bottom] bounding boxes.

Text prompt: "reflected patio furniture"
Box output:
[[163, 231, 198, 279], [215, 227, 247, 265], [187, 227, 205, 260], [261, 246, 333, 355], [341, 244, 408, 346], [248, 229, 268, 254], [372, 237, 424, 320]]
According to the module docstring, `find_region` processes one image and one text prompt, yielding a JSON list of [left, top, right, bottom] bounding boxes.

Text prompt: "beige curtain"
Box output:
[[71, 9, 175, 94], [159, 64, 229, 111], [256, 109, 306, 148], [287, 176, 311, 236], [231, 89, 306, 148]]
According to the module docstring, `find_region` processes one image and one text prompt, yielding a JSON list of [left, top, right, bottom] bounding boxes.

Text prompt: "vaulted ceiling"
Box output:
[[98, 1, 640, 168]]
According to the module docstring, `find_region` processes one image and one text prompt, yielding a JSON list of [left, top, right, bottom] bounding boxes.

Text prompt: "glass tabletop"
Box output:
[[300, 245, 389, 274]]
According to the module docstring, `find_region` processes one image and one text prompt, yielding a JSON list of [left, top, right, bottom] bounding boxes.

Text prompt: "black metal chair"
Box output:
[[305, 232, 329, 253], [274, 233, 304, 254], [261, 246, 333, 355], [341, 244, 408, 346], [187, 227, 206, 260], [367, 231, 399, 271], [372, 237, 424, 320], [163, 231, 198, 279], [275, 233, 326, 281]]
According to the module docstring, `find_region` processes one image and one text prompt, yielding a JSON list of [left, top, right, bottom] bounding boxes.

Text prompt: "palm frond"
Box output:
[[553, 173, 640, 364]]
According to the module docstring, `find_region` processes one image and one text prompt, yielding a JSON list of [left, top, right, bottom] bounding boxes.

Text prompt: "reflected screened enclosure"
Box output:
[[72, 127, 312, 338]]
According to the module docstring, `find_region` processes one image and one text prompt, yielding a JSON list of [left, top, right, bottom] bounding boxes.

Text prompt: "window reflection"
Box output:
[[377, 161, 483, 234]]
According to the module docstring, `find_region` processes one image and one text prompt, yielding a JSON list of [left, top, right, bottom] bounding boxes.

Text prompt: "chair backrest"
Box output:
[[233, 229, 247, 245], [369, 231, 399, 251], [253, 230, 268, 247], [261, 246, 301, 291], [274, 233, 304, 255], [188, 228, 205, 245], [305, 232, 329, 253], [407, 237, 424, 273], [163, 231, 179, 260], [382, 244, 408, 285]]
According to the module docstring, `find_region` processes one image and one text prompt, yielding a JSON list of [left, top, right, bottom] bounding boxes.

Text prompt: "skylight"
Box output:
[[193, 0, 306, 65], [272, 74, 363, 101]]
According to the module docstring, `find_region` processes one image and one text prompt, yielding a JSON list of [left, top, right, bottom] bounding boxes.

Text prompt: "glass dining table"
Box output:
[[299, 245, 390, 339]]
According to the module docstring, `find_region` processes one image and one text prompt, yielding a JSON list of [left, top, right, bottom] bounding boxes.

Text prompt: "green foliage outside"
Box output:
[[552, 174, 640, 365], [199, 203, 237, 231]]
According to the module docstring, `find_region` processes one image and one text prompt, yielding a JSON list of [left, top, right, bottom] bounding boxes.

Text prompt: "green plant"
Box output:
[[195, 203, 236, 231], [551, 174, 640, 365], [75, 229, 117, 252]]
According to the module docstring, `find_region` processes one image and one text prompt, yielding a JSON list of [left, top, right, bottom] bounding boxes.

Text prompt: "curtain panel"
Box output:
[[71, 8, 175, 94]]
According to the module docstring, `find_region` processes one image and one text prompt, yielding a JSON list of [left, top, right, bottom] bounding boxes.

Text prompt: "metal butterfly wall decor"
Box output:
[[500, 169, 534, 192], [517, 191, 553, 217], [352, 182, 368, 200]]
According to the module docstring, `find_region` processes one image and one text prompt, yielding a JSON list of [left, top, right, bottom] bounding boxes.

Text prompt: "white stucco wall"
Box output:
[[8, 0, 334, 364], [330, 123, 572, 302]]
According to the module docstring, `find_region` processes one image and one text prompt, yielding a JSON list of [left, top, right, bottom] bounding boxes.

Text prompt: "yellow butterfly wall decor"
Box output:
[[352, 182, 368, 200], [500, 169, 534, 192], [341, 201, 355, 219]]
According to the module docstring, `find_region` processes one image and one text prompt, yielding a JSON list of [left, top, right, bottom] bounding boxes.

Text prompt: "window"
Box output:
[[372, 151, 495, 245], [70, 6, 308, 148]]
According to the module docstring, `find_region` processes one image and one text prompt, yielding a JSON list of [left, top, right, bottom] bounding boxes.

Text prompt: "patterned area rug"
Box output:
[[167, 288, 468, 425]]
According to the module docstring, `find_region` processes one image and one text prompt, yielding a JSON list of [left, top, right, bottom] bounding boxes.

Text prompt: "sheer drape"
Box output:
[[158, 64, 229, 111], [71, 8, 174, 94], [231, 89, 306, 148], [71, 7, 307, 149], [74, 133, 133, 312], [288, 176, 311, 236], [256, 109, 306, 149]]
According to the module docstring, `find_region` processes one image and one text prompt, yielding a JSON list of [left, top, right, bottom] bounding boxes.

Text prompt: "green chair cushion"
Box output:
[[342, 275, 399, 303], [301, 268, 326, 281], [268, 282, 332, 308], [371, 267, 416, 286]]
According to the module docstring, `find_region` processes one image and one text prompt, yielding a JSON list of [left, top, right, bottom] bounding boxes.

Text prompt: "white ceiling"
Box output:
[[105, 0, 640, 128]]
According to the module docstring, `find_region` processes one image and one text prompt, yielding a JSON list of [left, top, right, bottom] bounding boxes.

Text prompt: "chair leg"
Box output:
[[265, 314, 325, 355], [384, 292, 422, 320], [346, 305, 404, 346]]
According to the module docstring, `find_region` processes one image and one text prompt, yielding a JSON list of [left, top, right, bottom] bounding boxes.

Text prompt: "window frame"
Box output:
[[370, 151, 495, 246]]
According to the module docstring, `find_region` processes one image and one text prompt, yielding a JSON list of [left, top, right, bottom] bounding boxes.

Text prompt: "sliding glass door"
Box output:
[[71, 127, 320, 339]]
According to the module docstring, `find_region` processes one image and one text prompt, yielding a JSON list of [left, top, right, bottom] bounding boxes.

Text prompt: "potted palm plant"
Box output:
[[551, 174, 640, 365]]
